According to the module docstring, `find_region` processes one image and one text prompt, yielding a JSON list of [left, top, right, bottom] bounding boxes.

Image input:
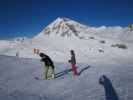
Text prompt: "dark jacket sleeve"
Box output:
[[40, 58, 44, 62]]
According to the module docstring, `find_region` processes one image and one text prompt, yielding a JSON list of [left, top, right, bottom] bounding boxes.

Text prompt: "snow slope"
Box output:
[[0, 17, 133, 61], [0, 55, 133, 100], [0, 17, 133, 100]]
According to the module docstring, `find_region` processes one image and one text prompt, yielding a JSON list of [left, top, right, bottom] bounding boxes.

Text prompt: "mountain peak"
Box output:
[[38, 17, 88, 38], [55, 17, 72, 22]]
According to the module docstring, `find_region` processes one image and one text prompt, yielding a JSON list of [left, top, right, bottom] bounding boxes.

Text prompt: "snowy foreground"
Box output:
[[0, 55, 133, 100]]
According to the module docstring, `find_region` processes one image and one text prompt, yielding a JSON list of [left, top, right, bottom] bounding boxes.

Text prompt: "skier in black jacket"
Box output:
[[39, 52, 55, 80], [68, 50, 78, 76]]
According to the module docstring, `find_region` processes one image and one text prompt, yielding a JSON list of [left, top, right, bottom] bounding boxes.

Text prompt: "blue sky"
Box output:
[[0, 0, 133, 39]]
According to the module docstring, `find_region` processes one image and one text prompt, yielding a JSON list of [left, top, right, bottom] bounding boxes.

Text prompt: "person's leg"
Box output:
[[48, 66, 55, 79], [43, 65, 49, 80], [71, 64, 78, 76], [51, 67, 55, 79]]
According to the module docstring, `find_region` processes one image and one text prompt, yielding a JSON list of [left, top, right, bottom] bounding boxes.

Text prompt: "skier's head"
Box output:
[[70, 50, 75, 55], [39, 52, 46, 58]]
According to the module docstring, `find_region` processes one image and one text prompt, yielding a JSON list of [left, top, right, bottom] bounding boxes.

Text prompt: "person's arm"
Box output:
[[40, 58, 45, 62], [68, 60, 71, 63]]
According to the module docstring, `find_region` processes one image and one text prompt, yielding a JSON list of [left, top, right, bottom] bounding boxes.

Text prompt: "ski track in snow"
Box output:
[[0, 55, 133, 100]]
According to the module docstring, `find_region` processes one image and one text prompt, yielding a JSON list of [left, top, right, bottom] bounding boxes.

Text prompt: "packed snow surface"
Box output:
[[0, 55, 133, 100]]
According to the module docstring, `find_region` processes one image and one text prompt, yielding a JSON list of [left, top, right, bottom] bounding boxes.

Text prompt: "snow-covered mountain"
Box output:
[[0, 17, 133, 61], [34, 17, 133, 42], [34, 17, 89, 39]]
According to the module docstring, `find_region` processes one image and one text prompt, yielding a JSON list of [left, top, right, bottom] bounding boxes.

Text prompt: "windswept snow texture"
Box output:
[[0, 55, 133, 100]]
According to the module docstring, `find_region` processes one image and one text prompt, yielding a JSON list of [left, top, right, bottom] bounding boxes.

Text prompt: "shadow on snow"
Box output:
[[55, 65, 91, 78], [99, 75, 119, 100]]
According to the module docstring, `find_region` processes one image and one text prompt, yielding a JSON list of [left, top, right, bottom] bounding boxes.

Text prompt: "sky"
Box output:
[[0, 0, 133, 39]]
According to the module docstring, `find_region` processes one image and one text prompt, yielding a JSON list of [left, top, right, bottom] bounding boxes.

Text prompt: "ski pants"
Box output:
[[43, 65, 54, 79], [71, 64, 78, 76]]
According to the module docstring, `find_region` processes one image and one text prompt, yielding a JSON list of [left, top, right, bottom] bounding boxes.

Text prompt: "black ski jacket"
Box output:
[[41, 55, 54, 68], [70, 54, 76, 65]]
